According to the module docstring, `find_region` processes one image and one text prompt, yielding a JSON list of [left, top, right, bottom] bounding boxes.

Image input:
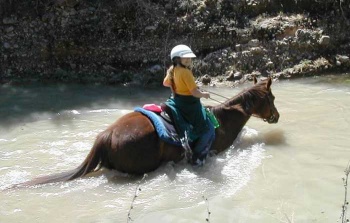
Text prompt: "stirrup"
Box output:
[[180, 131, 192, 162]]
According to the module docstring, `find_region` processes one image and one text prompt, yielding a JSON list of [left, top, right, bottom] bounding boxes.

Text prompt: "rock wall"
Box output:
[[0, 0, 349, 85]]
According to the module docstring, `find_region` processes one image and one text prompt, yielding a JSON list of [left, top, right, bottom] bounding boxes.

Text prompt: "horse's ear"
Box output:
[[253, 75, 257, 84], [266, 77, 272, 90]]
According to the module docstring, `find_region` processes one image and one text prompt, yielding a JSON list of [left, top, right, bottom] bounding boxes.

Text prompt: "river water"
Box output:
[[0, 73, 349, 223]]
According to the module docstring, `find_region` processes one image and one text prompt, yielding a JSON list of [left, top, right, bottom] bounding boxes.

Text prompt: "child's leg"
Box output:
[[192, 119, 215, 166]]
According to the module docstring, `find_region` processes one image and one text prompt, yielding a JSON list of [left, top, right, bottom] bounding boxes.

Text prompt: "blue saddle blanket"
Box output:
[[134, 107, 182, 146]]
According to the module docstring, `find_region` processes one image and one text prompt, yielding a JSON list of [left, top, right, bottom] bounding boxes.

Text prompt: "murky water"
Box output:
[[1, 74, 349, 223]]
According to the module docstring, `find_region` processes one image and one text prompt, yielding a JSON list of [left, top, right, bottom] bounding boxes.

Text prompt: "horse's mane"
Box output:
[[213, 80, 269, 116]]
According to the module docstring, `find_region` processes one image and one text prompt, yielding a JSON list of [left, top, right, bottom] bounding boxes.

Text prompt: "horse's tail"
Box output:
[[11, 130, 112, 188]]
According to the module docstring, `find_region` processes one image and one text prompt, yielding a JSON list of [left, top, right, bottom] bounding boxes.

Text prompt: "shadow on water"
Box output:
[[261, 128, 287, 145], [0, 83, 171, 128]]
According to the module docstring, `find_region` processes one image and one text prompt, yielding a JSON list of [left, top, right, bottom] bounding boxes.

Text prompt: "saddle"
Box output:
[[134, 104, 187, 147]]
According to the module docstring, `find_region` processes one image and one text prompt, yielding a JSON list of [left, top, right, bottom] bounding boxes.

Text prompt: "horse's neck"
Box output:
[[211, 106, 251, 153]]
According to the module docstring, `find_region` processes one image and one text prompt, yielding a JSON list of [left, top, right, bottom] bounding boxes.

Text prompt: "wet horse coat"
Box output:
[[15, 77, 279, 187]]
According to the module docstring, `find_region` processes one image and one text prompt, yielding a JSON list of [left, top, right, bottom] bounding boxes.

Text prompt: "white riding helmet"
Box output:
[[170, 45, 196, 60]]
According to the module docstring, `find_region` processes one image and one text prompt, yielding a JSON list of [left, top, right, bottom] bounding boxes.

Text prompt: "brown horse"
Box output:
[[14, 77, 279, 187]]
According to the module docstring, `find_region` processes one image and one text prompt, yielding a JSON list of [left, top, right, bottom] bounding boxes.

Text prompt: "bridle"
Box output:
[[262, 92, 277, 123], [249, 91, 276, 123]]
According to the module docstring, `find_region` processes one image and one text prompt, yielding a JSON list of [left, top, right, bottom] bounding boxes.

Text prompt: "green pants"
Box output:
[[165, 94, 208, 142]]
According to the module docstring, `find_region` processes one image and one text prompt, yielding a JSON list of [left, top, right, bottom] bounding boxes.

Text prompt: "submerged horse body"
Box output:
[[14, 77, 279, 187]]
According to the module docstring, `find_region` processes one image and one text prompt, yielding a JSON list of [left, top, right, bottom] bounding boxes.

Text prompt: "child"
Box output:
[[163, 44, 215, 166]]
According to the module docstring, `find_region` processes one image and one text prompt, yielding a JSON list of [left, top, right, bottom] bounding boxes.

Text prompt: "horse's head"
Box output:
[[250, 76, 279, 124]]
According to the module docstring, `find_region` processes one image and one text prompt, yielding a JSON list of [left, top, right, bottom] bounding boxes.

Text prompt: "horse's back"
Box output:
[[105, 111, 182, 174]]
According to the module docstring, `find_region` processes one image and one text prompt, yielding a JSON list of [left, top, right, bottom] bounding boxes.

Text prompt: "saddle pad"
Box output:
[[134, 107, 182, 146]]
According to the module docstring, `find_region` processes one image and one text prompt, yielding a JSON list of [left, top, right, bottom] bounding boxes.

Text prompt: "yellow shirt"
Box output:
[[163, 66, 197, 96]]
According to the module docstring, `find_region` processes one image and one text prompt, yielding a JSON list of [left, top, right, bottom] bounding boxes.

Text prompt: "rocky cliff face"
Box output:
[[1, 0, 349, 85]]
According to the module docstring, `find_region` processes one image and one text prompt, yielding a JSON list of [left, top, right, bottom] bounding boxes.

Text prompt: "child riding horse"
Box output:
[[12, 76, 279, 188]]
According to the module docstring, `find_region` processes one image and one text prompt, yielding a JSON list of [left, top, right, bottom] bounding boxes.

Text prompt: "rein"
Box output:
[[199, 88, 229, 105], [201, 84, 276, 122], [208, 97, 224, 104], [202, 89, 230, 100]]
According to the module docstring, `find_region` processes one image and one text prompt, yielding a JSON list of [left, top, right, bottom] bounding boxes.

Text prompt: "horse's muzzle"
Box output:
[[265, 112, 279, 124]]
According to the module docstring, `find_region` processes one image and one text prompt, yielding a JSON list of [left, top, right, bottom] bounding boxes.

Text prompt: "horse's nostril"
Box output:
[[267, 114, 279, 124]]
